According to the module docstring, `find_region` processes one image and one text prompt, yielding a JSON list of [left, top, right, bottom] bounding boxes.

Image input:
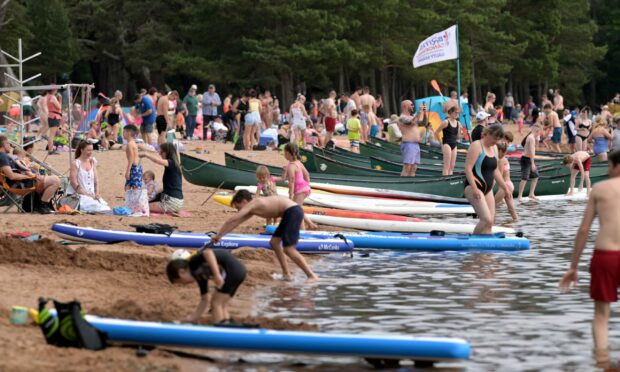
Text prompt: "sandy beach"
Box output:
[[0, 136, 317, 371]]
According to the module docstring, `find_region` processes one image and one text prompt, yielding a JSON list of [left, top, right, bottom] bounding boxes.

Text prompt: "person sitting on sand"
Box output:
[[139, 142, 184, 214], [560, 150, 620, 355], [142, 170, 159, 202], [66, 140, 110, 212], [212, 190, 319, 282], [167, 247, 246, 324], [563, 150, 592, 196]]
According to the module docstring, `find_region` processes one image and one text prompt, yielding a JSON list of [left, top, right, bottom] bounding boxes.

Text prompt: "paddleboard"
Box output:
[[213, 193, 425, 222], [303, 214, 515, 235], [519, 190, 588, 203], [51, 224, 353, 253], [264, 227, 529, 251], [78, 314, 472, 361], [310, 182, 469, 204], [232, 186, 475, 215]]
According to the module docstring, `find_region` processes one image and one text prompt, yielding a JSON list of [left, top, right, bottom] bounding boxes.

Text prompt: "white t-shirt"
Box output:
[[22, 96, 32, 106]]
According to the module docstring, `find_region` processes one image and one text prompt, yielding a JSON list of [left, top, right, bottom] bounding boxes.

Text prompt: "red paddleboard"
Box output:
[[303, 206, 424, 222]]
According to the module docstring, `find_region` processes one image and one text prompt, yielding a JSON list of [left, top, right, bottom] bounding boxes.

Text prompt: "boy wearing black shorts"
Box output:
[[212, 190, 319, 282], [167, 248, 246, 323]]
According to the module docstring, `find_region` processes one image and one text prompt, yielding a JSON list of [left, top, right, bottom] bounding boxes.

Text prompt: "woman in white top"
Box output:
[[289, 94, 311, 148], [67, 140, 110, 212]]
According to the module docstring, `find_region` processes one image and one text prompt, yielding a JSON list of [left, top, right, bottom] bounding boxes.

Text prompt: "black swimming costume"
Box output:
[[156, 115, 168, 134], [272, 205, 304, 247], [442, 120, 459, 149], [520, 156, 539, 181], [189, 249, 246, 296], [465, 146, 497, 194]]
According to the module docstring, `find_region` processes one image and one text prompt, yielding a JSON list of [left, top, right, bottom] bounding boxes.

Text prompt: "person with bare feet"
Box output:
[[167, 247, 246, 324], [563, 150, 592, 196], [518, 124, 541, 202], [397, 100, 424, 177], [560, 150, 620, 355], [212, 190, 319, 282], [322, 91, 338, 146]]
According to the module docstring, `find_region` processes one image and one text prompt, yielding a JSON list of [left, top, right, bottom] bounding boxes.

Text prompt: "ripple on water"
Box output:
[[255, 200, 608, 370]]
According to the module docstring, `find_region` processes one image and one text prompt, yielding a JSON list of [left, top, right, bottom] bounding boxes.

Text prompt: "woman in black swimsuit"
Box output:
[[105, 98, 123, 146], [435, 104, 460, 175], [576, 107, 592, 152], [464, 125, 512, 235]]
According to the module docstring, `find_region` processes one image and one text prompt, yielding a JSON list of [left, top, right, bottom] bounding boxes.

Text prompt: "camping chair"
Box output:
[[0, 172, 38, 213]]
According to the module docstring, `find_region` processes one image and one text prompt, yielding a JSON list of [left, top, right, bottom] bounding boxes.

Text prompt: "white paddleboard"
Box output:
[[520, 190, 588, 203], [235, 186, 474, 215]]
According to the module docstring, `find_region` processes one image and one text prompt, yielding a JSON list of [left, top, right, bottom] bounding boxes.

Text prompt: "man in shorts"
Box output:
[[322, 90, 338, 146], [398, 100, 424, 177], [518, 124, 541, 202], [544, 103, 562, 152], [137, 91, 156, 145], [212, 190, 319, 282], [155, 91, 171, 145], [560, 150, 620, 353]]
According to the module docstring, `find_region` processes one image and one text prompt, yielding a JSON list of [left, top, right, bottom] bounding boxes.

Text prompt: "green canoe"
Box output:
[[312, 153, 444, 177], [188, 152, 468, 197]]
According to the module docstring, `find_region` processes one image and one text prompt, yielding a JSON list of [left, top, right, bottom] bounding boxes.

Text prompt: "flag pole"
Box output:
[[455, 24, 469, 141]]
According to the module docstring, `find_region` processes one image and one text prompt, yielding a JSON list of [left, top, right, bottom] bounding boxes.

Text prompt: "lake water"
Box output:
[[253, 200, 616, 371]]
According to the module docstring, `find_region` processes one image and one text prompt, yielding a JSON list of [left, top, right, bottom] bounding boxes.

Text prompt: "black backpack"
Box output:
[[38, 298, 106, 350]]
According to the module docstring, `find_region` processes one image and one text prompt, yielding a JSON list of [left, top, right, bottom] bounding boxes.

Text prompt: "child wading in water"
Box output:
[[123, 125, 142, 190], [494, 142, 518, 221], [560, 150, 620, 360], [167, 247, 246, 324], [255, 165, 279, 225]]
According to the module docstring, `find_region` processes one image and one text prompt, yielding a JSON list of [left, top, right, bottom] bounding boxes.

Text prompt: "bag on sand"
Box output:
[[37, 298, 106, 350], [125, 188, 149, 216]]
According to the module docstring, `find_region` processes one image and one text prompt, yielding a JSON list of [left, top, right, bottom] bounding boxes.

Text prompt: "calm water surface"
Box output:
[[253, 200, 616, 371]]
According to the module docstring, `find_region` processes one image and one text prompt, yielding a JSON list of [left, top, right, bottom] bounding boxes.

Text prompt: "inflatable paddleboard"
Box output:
[[80, 315, 471, 361], [51, 224, 352, 253], [310, 182, 469, 204], [520, 190, 588, 203], [232, 186, 475, 215], [213, 193, 425, 222], [264, 227, 529, 251]]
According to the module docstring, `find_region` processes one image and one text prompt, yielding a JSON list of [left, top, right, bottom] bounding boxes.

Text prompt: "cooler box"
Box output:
[[259, 128, 278, 146]]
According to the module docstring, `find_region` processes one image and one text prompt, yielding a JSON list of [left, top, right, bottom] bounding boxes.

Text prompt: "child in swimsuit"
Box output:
[[123, 124, 143, 190], [167, 247, 246, 324], [494, 142, 517, 221], [255, 165, 278, 225], [282, 143, 311, 228], [143, 170, 159, 202]]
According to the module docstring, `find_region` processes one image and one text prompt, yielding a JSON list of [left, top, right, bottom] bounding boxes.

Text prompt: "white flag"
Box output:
[[412, 25, 458, 68]]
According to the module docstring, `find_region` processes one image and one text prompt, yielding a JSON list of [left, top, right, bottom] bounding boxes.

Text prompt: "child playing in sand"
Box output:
[[143, 170, 159, 202], [123, 124, 142, 190], [255, 165, 278, 225], [167, 247, 246, 324], [347, 109, 361, 153], [494, 142, 518, 221]]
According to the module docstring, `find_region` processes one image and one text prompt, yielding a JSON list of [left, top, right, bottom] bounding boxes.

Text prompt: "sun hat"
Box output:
[[476, 111, 490, 121]]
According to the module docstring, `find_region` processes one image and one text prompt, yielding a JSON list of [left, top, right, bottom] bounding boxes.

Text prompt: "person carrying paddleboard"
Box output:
[[560, 150, 620, 354], [167, 247, 246, 324], [212, 190, 319, 282]]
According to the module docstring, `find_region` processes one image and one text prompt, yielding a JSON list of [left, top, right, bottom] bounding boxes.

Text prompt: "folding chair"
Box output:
[[0, 172, 38, 213]]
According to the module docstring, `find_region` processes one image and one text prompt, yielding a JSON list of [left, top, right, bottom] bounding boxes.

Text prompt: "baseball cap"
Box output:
[[190, 84, 197, 90], [476, 111, 491, 121]]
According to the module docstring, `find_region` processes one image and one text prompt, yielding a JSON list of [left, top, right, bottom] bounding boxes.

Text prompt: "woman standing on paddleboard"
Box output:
[[464, 125, 512, 235]]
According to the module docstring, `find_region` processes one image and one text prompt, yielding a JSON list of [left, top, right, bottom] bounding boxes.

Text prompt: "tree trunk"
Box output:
[[380, 67, 390, 116], [391, 68, 397, 114], [338, 65, 345, 94], [471, 57, 478, 109], [280, 71, 294, 108], [370, 69, 377, 94]]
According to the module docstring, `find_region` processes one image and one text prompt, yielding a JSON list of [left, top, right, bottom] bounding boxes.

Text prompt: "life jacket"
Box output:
[[38, 298, 106, 350]]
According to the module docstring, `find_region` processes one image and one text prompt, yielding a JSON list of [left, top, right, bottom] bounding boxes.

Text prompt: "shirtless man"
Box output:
[[553, 89, 564, 117], [544, 103, 562, 152], [350, 88, 362, 110], [563, 150, 592, 196], [398, 100, 424, 177], [359, 86, 376, 114], [518, 124, 541, 202], [322, 91, 338, 146], [156, 92, 171, 145], [212, 190, 319, 282], [560, 150, 620, 353]]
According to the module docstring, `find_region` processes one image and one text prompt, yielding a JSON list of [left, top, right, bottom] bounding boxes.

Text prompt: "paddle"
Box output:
[[201, 181, 226, 206], [430, 79, 444, 97]]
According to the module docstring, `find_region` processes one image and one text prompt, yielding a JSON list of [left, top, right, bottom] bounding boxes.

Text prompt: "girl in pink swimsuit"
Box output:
[[494, 142, 517, 221], [283, 143, 311, 202]]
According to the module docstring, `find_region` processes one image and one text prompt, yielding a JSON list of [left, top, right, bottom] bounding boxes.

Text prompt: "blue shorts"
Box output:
[[141, 123, 154, 134], [552, 127, 562, 144], [125, 164, 143, 189], [400, 141, 421, 165]]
